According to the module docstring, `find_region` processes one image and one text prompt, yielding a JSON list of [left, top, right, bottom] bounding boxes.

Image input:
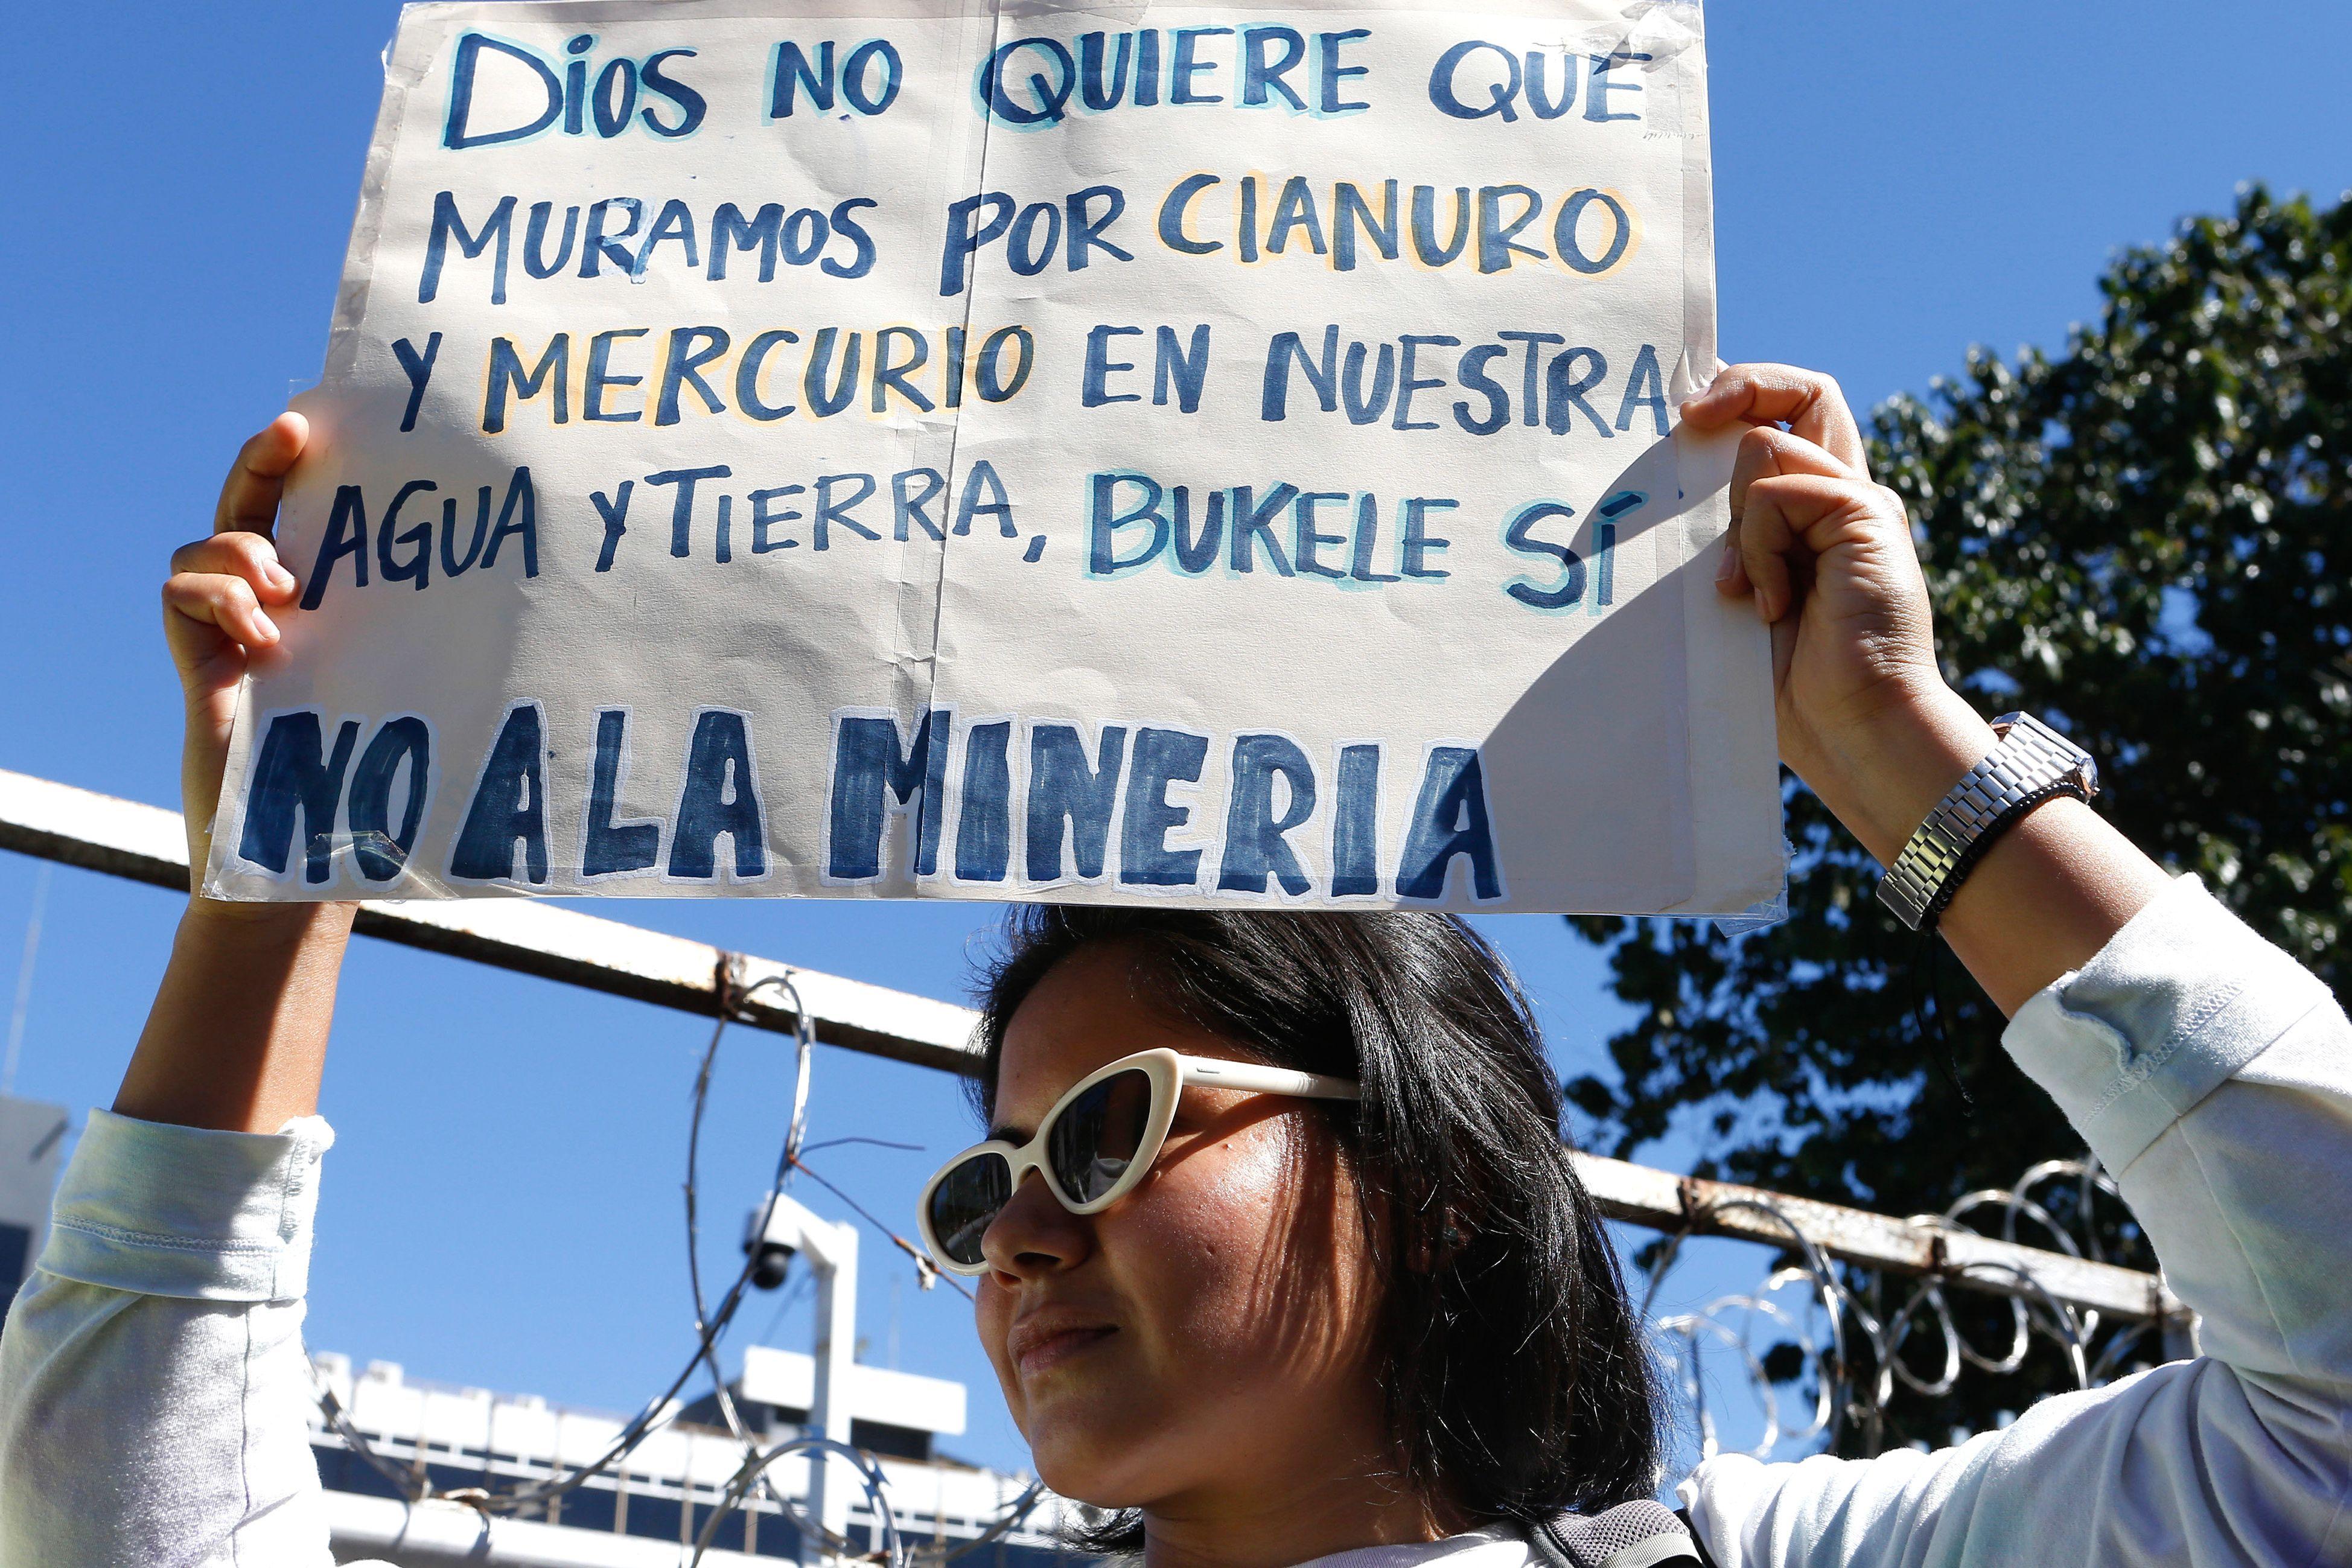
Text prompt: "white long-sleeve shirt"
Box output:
[[1, 875, 2345, 1566]]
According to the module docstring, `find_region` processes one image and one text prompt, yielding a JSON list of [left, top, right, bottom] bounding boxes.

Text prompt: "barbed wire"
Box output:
[[1644, 1157, 2168, 1462], [310, 963, 1044, 1565]]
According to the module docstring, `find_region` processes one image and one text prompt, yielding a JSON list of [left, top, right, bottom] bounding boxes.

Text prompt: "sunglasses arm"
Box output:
[[1178, 1056, 1361, 1101]]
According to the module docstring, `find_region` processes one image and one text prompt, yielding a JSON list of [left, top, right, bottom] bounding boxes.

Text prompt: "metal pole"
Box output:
[[0, 769, 978, 1074]]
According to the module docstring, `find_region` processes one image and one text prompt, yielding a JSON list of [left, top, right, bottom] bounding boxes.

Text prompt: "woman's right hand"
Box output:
[[161, 412, 309, 893], [121, 412, 354, 1132]]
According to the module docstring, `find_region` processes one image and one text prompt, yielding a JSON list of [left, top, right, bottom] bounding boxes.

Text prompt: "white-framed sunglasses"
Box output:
[[916, 1047, 1360, 1275]]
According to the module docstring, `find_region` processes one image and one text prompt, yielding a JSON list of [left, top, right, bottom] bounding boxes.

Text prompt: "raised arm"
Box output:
[[121, 409, 355, 1132], [1677, 365, 2352, 1568], [0, 415, 368, 1566]]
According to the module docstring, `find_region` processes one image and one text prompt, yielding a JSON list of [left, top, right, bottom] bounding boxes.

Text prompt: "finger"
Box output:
[[1734, 488, 1799, 624], [1715, 523, 1749, 598], [212, 410, 310, 538], [1680, 363, 1868, 473], [1719, 427, 1858, 600], [1718, 489, 1753, 598], [1740, 471, 1909, 622], [169, 533, 297, 603], [164, 571, 281, 653], [1730, 424, 1859, 517]]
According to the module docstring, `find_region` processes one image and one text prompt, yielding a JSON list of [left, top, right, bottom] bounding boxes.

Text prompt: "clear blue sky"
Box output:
[[2, 1, 2348, 1477]]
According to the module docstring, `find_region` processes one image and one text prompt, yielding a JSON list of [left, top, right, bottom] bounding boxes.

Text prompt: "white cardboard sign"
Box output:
[[205, 0, 1780, 913]]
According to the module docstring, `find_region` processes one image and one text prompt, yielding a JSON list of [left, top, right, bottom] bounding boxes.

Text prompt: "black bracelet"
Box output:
[[1917, 780, 2088, 931]]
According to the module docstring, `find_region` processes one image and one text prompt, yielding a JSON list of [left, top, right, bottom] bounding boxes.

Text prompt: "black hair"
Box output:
[[973, 907, 1663, 1547]]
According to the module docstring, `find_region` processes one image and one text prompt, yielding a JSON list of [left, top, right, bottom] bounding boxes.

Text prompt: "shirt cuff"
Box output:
[[36, 1108, 336, 1303], [2001, 873, 2335, 1174]]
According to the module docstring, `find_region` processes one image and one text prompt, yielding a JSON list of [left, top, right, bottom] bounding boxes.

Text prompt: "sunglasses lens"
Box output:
[[1048, 1068, 1156, 1206], [926, 1151, 1013, 1267]]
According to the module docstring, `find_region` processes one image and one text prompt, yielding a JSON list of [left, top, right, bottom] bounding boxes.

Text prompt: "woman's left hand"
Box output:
[[1678, 363, 1994, 860], [1680, 361, 2170, 1016]]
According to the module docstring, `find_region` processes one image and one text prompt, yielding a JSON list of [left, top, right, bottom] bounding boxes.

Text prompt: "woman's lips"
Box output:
[[1011, 1322, 1117, 1378]]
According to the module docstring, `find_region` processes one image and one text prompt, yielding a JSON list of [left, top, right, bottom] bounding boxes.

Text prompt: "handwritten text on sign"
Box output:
[[206, 0, 1780, 914]]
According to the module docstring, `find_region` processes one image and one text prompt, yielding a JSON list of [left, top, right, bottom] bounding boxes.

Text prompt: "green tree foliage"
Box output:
[[1568, 185, 2351, 1447]]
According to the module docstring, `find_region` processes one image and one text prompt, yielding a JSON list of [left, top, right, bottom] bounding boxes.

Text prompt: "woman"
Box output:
[[1, 366, 2344, 1567]]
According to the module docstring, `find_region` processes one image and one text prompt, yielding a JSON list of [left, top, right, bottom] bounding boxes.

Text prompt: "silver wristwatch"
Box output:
[[1875, 712, 2100, 931]]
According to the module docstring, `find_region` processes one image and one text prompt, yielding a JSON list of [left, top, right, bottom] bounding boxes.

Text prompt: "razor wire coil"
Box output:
[[1645, 1158, 2170, 1463]]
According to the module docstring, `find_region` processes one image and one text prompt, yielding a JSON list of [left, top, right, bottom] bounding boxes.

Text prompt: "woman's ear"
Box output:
[[1406, 1208, 1472, 1274]]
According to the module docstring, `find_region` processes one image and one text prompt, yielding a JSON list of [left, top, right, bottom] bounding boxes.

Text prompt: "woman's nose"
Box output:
[[980, 1168, 1094, 1281]]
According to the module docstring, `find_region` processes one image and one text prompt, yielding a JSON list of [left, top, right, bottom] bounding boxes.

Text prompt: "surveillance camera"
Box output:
[[744, 1191, 842, 1285], [748, 1240, 795, 1290]]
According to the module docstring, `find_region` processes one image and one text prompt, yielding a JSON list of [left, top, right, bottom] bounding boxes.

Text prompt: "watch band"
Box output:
[[1874, 712, 2099, 931]]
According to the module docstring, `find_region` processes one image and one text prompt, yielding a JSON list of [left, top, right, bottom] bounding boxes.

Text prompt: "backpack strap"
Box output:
[[1528, 1500, 1713, 1568]]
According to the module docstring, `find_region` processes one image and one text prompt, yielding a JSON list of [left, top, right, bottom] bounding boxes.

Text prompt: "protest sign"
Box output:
[[203, 0, 1781, 913]]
